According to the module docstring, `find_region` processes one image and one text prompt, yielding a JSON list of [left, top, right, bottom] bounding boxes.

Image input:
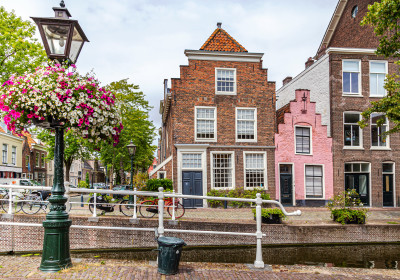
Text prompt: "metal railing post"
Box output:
[[8, 186, 12, 215], [171, 190, 176, 221], [132, 187, 137, 219], [254, 193, 264, 268], [158, 187, 164, 237], [65, 183, 70, 213], [93, 185, 97, 218]]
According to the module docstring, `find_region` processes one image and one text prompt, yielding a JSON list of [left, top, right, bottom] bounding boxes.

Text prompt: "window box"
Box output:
[[252, 208, 285, 224]]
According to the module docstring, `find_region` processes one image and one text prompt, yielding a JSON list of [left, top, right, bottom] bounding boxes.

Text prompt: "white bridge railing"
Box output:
[[0, 184, 301, 268]]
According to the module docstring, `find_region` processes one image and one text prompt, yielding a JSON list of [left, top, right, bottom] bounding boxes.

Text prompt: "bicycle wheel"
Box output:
[[1, 194, 22, 213], [139, 200, 157, 218], [167, 202, 185, 219], [88, 197, 105, 216], [21, 194, 42, 214], [119, 199, 136, 217]]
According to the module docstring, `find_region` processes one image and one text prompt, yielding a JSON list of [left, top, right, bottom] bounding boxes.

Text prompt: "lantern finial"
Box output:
[[60, 0, 65, 8]]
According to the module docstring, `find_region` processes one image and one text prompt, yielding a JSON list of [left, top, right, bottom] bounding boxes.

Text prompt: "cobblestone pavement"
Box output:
[[1, 256, 400, 280]]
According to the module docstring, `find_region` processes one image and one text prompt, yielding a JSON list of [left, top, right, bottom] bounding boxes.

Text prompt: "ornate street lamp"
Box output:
[[127, 141, 137, 202], [31, 0, 89, 65], [31, 1, 89, 272]]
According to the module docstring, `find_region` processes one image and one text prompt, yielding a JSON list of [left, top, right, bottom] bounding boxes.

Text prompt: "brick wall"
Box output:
[[1, 216, 400, 253], [330, 53, 400, 206]]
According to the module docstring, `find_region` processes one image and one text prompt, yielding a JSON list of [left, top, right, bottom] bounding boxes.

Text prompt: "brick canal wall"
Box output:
[[1, 215, 400, 253]]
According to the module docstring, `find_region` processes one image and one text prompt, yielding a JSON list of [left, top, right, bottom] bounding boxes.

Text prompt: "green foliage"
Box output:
[[144, 179, 173, 192], [99, 79, 156, 181], [0, 6, 47, 84], [85, 172, 90, 186], [132, 172, 148, 190], [252, 208, 286, 220], [37, 129, 91, 181], [206, 188, 270, 208], [327, 189, 368, 225], [359, 0, 400, 133], [78, 181, 88, 188]]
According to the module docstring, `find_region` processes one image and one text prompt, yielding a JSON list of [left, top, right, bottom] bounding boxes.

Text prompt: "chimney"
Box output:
[[282, 76, 292, 86], [305, 57, 314, 68], [217, 22, 222, 29]]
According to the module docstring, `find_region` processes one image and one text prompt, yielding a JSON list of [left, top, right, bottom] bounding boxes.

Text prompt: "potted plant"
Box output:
[[252, 208, 286, 224], [327, 189, 368, 225]]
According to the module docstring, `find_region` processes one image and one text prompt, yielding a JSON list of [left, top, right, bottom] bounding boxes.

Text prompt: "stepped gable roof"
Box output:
[[200, 23, 247, 53]]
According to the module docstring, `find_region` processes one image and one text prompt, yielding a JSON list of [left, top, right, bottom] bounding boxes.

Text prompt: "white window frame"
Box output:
[[181, 153, 203, 170], [236, 107, 257, 142], [304, 164, 325, 200], [342, 59, 361, 96], [210, 151, 235, 190], [369, 60, 388, 97], [157, 171, 167, 179], [215, 68, 237, 95], [370, 113, 390, 149], [194, 106, 217, 142], [11, 146, 16, 165], [343, 111, 363, 149], [243, 151, 267, 190], [36, 152, 40, 167], [2, 144, 7, 164], [294, 125, 312, 155]]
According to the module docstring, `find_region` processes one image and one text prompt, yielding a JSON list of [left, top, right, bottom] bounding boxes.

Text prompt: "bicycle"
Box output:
[[88, 193, 135, 216], [139, 196, 185, 219]]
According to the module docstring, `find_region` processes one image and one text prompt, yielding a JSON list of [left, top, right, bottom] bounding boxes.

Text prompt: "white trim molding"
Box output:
[[326, 47, 377, 55], [149, 156, 172, 177], [184, 49, 263, 62]]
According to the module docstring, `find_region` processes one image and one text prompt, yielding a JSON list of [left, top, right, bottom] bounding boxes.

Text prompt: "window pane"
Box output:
[[361, 163, 369, 172], [343, 61, 359, 72], [370, 62, 386, 73], [353, 164, 360, 172], [182, 154, 202, 168], [344, 113, 359, 123], [295, 127, 310, 154], [305, 165, 323, 198], [345, 163, 352, 172], [196, 108, 215, 139], [377, 74, 385, 96], [245, 154, 264, 188], [217, 69, 235, 93], [213, 153, 233, 188], [344, 125, 352, 146], [351, 73, 359, 93], [343, 72, 350, 93], [370, 73, 378, 95], [383, 163, 393, 173]]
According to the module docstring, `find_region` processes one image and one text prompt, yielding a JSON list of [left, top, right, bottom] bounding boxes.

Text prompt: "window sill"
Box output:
[[236, 140, 257, 143], [215, 92, 237, 95], [305, 197, 325, 200], [343, 147, 364, 150], [195, 139, 217, 143], [295, 153, 313, 156], [244, 187, 268, 191], [370, 147, 391, 151], [342, 94, 363, 97], [369, 95, 386, 98]]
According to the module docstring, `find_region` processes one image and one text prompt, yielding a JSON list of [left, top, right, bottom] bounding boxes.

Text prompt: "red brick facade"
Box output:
[[155, 25, 276, 205]]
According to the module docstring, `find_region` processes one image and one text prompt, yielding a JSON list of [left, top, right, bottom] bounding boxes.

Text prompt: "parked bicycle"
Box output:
[[88, 193, 135, 216], [1, 190, 72, 214], [139, 196, 185, 219]]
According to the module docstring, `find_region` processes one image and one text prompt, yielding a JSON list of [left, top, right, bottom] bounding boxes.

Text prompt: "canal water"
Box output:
[[72, 244, 400, 269]]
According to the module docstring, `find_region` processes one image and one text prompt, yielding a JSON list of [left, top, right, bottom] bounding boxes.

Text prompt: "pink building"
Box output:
[[275, 89, 333, 206]]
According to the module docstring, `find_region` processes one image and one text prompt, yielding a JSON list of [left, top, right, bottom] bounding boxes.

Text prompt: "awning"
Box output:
[[0, 166, 23, 173]]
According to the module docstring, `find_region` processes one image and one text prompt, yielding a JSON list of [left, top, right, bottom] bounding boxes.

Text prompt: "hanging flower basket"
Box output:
[[0, 63, 122, 146]]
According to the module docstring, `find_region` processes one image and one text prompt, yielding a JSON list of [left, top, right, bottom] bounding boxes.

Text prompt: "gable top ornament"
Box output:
[[200, 22, 248, 53]]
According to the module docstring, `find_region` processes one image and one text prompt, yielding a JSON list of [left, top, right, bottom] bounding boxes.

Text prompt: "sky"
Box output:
[[2, 0, 338, 141]]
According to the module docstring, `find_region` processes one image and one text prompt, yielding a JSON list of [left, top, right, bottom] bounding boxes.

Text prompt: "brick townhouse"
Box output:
[[0, 124, 23, 179], [276, 0, 399, 207], [151, 23, 276, 207], [21, 131, 47, 185]]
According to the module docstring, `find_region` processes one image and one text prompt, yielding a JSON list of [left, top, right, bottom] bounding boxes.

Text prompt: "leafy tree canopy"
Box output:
[[359, 0, 400, 133], [0, 6, 47, 84], [99, 79, 156, 183]]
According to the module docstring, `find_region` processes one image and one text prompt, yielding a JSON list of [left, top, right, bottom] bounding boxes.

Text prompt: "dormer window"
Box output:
[[216, 68, 236, 95]]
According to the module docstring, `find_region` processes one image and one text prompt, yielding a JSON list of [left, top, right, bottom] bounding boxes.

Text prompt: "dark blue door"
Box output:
[[182, 171, 203, 208]]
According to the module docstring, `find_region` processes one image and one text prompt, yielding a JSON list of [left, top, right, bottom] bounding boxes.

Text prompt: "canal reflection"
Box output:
[[72, 244, 400, 269]]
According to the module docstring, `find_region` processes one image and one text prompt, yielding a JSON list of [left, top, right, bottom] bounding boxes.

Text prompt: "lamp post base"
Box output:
[[39, 218, 72, 272]]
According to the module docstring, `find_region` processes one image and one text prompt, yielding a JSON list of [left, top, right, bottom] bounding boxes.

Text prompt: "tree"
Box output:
[[0, 6, 47, 84], [37, 129, 91, 181], [359, 0, 400, 132], [99, 79, 156, 184]]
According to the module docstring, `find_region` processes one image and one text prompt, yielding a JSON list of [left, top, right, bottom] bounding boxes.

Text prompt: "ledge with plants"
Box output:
[[252, 208, 286, 224], [327, 189, 368, 225], [207, 188, 270, 208]]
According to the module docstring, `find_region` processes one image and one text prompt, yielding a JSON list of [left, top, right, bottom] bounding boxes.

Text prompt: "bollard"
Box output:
[[93, 185, 97, 218], [133, 187, 138, 219], [158, 187, 164, 237], [254, 193, 264, 268], [171, 190, 176, 221]]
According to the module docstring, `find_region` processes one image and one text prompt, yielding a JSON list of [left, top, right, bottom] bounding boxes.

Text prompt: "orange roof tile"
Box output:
[[200, 26, 247, 53], [21, 131, 37, 149], [0, 127, 4, 133]]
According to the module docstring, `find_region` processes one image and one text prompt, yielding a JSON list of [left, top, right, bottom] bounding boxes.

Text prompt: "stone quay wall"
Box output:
[[1, 215, 400, 253]]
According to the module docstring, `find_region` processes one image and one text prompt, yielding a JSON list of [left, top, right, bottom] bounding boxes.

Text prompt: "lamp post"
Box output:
[[126, 141, 137, 202], [31, 1, 89, 272]]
